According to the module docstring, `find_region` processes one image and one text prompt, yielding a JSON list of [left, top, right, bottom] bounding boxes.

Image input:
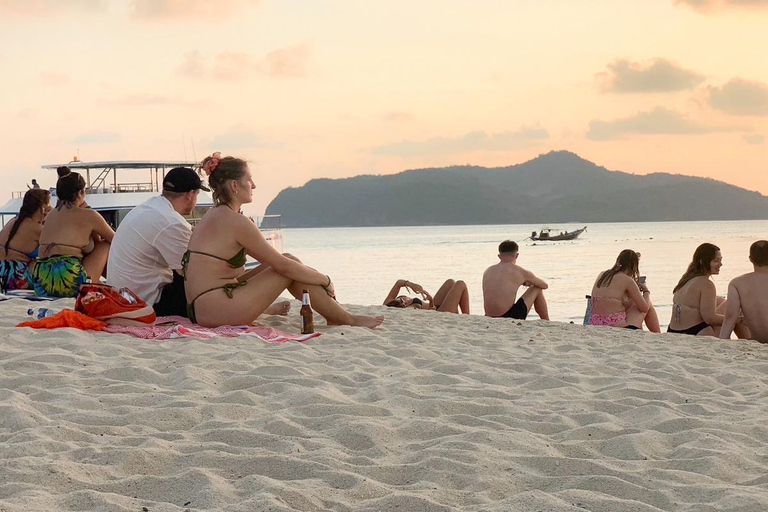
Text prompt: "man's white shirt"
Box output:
[[107, 196, 191, 305]]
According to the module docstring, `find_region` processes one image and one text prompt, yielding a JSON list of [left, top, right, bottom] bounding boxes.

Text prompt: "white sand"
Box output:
[[2, 298, 768, 511]]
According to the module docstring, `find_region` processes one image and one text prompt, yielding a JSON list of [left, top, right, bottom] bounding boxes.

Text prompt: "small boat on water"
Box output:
[[531, 226, 587, 241], [0, 159, 283, 252]]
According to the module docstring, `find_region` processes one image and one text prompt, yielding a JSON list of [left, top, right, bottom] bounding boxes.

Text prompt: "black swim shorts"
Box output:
[[501, 297, 528, 320]]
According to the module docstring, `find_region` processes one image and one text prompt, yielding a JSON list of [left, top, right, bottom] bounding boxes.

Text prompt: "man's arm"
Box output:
[[720, 282, 741, 340], [523, 268, 548, 289]]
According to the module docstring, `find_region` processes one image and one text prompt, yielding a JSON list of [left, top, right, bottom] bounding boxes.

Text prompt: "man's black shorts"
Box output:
[[153, 270, 188, 318], [501, 297, 528, 320]]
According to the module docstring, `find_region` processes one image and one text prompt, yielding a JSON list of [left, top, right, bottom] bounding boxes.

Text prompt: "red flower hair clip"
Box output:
[[202, 151, 221, 176]]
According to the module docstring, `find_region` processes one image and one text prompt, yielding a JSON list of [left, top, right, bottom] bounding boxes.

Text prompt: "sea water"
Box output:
[[282, 220, 768, 327]]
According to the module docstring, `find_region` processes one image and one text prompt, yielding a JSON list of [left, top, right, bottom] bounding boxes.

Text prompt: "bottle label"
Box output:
[[302, 293, 310, 306]]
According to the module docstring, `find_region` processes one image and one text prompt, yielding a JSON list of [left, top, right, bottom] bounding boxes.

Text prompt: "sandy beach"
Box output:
[[2, 298, 768, 511]]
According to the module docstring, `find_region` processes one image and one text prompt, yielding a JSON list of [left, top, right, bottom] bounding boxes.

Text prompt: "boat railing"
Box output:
[[11, 191, 24, 199], [115, 182, 155, 193]]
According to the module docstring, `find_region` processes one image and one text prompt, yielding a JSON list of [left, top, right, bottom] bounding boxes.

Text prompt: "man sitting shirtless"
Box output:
[[720, 240, 768, 343], [482, 240, 549, 320]]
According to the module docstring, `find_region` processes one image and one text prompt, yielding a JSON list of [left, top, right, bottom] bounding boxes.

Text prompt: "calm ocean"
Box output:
[[281, 220, 768, 327]]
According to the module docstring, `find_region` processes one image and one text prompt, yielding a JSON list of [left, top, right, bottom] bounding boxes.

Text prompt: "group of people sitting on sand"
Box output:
[[1, 154, 767, 343], [384, 238, 768, 344], [0, 155, 384, 329]]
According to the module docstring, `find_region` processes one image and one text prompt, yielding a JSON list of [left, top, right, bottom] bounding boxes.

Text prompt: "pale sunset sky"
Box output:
[[1, 0, 767, 214]]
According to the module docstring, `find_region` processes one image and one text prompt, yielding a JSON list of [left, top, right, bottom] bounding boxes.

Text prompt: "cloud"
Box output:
[[131, 0, 262, 20], [384, 111, 415, 122], [675, 0, 768, 11], [706, 78, 768, 116], [743, 134, 765, 144], [16, 108, 38, 120], [264, 43, 311, 77], [0, 0, 106, 16], [40, 72, 70, 87], [209, 127, 271, 150], [177, 51, 206, 78], [370, 127, 549, 157], [177, 44, 312, 80], [587, 107, 739, 140], [597, 58, 705, 93], [102, 93, 205, 106], [72, 131, 120, 144]]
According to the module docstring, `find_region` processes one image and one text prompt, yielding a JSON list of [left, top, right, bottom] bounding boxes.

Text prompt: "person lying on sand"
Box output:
[[383, 279, 469, 313], [720, 240, 768, 343], [183, 153, 384, 329], [482, 240, 549, 320]]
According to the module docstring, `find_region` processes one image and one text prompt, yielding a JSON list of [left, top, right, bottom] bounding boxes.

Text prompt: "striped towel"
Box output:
[[103, 315, 320, 342]]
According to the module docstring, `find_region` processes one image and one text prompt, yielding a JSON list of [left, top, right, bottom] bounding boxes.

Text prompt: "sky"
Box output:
[[1, 0, 767, 215]]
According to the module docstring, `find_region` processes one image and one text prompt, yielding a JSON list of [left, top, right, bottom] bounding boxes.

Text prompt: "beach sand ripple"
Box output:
[[2, 299, 768, 511]]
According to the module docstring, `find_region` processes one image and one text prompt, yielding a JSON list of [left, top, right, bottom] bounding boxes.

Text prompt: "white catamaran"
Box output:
[[0, 160, 283, 252]]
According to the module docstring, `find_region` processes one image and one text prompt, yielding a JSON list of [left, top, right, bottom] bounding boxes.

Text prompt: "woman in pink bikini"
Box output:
[[588, 249, 652, 330]]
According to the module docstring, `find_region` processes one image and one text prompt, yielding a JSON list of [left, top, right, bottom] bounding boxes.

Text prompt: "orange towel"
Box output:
[[17, 309, 108, 330]]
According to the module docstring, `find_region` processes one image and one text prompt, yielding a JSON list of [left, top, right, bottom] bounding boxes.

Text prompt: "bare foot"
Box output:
[[351, 314, 385, 329], [264, 300, 291, 316]]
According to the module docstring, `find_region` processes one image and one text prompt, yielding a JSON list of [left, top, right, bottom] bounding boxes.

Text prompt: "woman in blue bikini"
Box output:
[[183, 153, 385, 329]]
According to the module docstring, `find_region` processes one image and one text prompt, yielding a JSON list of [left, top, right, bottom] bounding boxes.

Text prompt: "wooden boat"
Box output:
[[531, 226, 586, 241]]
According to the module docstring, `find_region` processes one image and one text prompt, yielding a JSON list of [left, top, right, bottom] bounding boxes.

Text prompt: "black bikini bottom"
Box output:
[[667, 322, 710, 336]]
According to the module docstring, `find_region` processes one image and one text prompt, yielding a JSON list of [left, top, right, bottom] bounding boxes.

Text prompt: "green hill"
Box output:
[[265, 151, 768, 227]]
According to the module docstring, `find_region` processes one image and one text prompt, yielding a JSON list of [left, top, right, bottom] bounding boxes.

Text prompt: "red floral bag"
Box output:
[[76, 283, 156, 326]]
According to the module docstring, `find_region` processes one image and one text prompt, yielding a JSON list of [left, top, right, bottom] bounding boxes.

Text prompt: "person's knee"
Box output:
[[454, 280, 466, 289], [443, 278, 455, 288]]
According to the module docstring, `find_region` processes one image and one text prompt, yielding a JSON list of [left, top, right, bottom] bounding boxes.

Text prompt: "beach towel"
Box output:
[[104, 316, 320, 342], [17, 309, 108, 330]]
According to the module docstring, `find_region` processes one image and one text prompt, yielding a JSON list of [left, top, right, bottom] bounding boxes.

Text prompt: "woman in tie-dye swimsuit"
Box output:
[[28, 167, 114, 297], [588, 249, 653, 330]]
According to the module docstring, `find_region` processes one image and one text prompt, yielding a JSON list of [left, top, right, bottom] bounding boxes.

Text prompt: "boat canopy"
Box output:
[[1, 160, 212, 218]]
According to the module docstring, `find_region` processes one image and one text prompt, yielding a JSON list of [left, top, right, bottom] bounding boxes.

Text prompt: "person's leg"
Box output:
[[82, 241, 110, 281], [193, 267, 383, 328], [285, 280, 383, 327], [520, 286, 549, 320], [432, 279, 455, 308], [436, 280, 469, 314], [626, 302, 649, 329], [715, 298, 750, 339], [644, 304, 661, 333]]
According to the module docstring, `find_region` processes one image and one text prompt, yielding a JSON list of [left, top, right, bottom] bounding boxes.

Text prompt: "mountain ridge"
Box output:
[[265, 151, 768, 227]]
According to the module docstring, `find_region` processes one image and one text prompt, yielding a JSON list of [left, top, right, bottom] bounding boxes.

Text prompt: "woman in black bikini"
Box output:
[[668, 243, 747, 337], [383, 278, 469, 313], [182, 153, 384, 328]]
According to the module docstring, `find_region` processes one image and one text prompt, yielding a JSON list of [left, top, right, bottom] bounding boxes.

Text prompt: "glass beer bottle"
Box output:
[[300, 289, 314, 334]]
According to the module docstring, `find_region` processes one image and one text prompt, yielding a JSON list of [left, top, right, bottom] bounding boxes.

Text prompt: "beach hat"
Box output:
[[163, 167, 210, 192]]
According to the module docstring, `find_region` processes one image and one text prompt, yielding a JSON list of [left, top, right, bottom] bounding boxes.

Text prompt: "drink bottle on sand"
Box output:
[[300, 290, 314, 334]]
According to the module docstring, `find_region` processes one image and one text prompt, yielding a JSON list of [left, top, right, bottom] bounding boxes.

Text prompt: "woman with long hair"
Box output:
[[587, 249, 652, 330], [0, 188, 51, 290], [182, 153, 384, 328], [668, 243, 748, 338], [383, 278, 469, 313], [28, 167, 114, 297]]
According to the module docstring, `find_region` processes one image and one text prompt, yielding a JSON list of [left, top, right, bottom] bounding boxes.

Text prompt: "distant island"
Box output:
[[265, 151, 768, 227]]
